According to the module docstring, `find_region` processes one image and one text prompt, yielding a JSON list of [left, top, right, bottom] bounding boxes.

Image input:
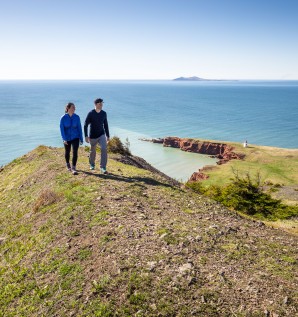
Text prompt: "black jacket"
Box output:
[[84, 109, 110, 139]]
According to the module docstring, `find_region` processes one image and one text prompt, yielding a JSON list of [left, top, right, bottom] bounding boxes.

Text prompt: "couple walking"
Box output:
[[59, 98, 110, 175]]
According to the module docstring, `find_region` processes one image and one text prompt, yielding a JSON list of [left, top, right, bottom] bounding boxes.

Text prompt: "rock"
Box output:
[[139, 137, 164, 144], [179, 262, 194, 274], [283, 296, 289, 304], [189, 171, 209, 182], [138, 214, 148, 220], [256, 221, 265, 227], [187, 276, 197, 286], [147, 261, 157, 272], [219, 271, 226, 282], [84, 296, 90, 304], [209, 225, 219, 229]]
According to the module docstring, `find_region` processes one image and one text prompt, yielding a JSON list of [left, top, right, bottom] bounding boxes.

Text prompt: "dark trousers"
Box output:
[[64, 138, 80, 167]]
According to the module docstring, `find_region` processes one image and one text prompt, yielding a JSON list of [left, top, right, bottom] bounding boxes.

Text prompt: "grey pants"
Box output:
[[89, 135, 108, 168]]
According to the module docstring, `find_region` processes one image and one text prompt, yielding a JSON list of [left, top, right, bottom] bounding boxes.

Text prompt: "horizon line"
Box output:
[[0, 78, 297, 81]]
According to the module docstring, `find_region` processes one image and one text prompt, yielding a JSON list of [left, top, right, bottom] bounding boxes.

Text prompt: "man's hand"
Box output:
[[107, 137, 110, 144], [85, 137, 90, 143]]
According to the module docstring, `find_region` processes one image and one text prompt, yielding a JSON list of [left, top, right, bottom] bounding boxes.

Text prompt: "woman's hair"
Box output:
[[65, 102, 75, 113]]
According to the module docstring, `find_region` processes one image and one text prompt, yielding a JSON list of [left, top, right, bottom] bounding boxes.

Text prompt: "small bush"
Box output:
[[33, 189, 61, 212], [107, 136, 131, 156], [186, 181, 205, 194]]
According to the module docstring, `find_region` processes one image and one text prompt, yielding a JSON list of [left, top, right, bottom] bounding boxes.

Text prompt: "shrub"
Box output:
[[187, 172, 298, 221], [107, 136, 131, 156], [33, 188, 61, 212]]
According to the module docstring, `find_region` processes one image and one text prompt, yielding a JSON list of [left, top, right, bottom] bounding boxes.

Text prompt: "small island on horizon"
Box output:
[[173, 76, 207, 81], [173, 76, 236, 81]]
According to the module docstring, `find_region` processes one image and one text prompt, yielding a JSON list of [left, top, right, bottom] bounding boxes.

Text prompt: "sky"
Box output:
[[0, 0, 298, 80]]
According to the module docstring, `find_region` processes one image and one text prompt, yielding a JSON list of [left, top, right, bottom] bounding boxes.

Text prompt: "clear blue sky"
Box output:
[[0, 0, 297, 80]]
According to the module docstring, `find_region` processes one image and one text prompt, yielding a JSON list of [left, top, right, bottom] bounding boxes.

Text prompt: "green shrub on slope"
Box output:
[[187, 172, 298, 221]]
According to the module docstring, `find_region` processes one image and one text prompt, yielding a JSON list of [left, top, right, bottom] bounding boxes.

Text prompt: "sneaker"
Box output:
[[72, 166, 78, 175], [66, 163, 71, 171], [100, 167, 107, 174], [90, 165, 95, 170]]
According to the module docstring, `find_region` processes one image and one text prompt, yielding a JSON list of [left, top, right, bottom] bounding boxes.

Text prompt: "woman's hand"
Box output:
[[63, 140, 68, 145]]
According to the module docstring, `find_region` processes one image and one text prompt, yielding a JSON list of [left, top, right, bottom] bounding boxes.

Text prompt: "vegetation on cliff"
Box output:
[[187, 171, 298, 222], [191, 141, 298, 204], [0, 145, 297, 316]]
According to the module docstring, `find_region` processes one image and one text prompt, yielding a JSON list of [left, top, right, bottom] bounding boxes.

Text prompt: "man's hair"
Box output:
[[94, 98, 103, 104]]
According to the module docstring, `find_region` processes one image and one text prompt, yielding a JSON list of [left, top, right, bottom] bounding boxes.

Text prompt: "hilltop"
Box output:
[[0, 146, 297, 316]]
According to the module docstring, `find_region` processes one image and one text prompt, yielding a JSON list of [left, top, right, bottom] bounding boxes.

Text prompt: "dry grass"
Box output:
[[33, 188, 61, 212]]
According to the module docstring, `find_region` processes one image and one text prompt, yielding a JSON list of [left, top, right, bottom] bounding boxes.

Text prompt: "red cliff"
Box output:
[[163, 137, 245, 181]]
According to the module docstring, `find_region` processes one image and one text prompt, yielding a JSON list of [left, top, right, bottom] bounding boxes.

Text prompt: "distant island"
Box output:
[[173, 76, 207, 81], [173, 76, 235, 81]]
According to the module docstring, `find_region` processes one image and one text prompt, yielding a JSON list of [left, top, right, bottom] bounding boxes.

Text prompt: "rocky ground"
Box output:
[[0, 146, 297, 316]]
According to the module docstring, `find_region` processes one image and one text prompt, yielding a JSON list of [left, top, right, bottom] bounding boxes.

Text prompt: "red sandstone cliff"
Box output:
[[163, 137, 245, 182]]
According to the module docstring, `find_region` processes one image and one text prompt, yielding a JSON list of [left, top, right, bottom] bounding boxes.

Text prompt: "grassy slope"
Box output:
[[0, 146, 297, 317], [195, 141, 298, 201]]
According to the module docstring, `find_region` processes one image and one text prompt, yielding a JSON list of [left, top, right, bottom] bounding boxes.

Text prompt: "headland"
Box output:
[[141, 136, 298, 206]]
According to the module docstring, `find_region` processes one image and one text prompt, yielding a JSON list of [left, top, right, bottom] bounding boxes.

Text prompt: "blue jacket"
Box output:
[[60, 113, 83, 142]]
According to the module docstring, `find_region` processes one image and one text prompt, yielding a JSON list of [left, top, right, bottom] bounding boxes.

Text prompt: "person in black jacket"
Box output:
[[84, 98, 110, 173]]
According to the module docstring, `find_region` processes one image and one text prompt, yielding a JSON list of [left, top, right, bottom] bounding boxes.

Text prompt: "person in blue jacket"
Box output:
[[60, 102, 83, 175]]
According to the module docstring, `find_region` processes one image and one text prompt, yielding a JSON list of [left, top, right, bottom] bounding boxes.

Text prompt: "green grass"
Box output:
[[0, 145, 297, 316], [201, 142, 298, 188]]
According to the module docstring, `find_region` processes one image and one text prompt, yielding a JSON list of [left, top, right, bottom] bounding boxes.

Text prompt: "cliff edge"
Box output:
[[162, 136, 244, 181]]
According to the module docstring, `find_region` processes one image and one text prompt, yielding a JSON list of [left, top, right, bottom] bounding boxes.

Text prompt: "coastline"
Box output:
[[141, 136, 298, 205]]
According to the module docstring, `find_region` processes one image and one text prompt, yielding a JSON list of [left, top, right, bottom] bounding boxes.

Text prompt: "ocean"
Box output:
[[0, 80, 297, 181]]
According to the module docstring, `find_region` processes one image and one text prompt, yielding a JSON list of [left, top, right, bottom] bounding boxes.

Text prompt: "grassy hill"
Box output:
[[196, 141, 298, 205], [0, 146, 297, 316]]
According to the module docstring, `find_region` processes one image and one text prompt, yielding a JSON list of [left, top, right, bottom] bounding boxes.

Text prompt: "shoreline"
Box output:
[[141, 136, 246, 181], [140, 136, 298, 205]]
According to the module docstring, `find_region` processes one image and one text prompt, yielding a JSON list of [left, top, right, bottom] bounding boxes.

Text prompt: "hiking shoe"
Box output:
[[66, 163, 71, 171], [100, 168, 107, 174], [90, 165, 95, 170], [72, 166, 78, 175]]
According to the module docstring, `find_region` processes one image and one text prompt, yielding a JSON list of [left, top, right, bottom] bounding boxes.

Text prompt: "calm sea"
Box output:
[[0, 80, 297, 181]]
